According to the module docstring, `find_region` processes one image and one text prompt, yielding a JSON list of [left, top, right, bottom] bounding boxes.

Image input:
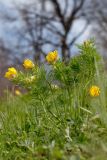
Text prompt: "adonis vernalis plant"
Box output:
[[2, 40, 107, 160]]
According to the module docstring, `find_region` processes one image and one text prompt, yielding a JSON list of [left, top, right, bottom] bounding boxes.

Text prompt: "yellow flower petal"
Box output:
[[5, 67, 18, 80], [46, 50, 58, 64], [15, 90, 21, 96], [23, 59, 34, 69], [89, 85, 100, 97]]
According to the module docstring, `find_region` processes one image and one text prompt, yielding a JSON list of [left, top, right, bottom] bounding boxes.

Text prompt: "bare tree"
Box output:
[[1, 0, 88, 62], [2, 0, 107, 62]]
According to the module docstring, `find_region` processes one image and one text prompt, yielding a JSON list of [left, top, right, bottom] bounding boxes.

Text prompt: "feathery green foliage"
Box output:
[[0, 40, 107, 159]]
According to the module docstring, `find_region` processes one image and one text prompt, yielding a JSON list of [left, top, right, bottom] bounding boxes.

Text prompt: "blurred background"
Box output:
[[0, 0, 107, 94]]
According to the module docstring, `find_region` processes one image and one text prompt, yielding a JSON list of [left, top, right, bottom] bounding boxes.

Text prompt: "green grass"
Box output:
[[0, 41, 107, 159]]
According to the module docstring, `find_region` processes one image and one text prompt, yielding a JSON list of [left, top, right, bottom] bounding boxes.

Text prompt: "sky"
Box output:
[[0, 0, 26, 3], [0, 0, 33, 5]]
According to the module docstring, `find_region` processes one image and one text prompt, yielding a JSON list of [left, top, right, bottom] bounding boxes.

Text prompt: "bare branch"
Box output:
[[51, 0, 66, 29], [69, 21, 89, 47]]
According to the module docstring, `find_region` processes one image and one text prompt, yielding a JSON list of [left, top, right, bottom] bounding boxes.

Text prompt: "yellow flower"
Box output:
[[15, 90, 21, 96], [89, 86, 100, 97], [5, 67, 18, 80], [23, 59, 34, 69], [46, 50, 58, 64], [30, 75, 36, 81], [51, 84, 59, 90], [84, 40, 91, 46], [25, 75, 36, 83]]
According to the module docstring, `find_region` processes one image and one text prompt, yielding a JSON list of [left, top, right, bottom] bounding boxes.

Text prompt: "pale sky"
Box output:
[[0, 0, 25, 2], [0, 0, 30, 6]]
